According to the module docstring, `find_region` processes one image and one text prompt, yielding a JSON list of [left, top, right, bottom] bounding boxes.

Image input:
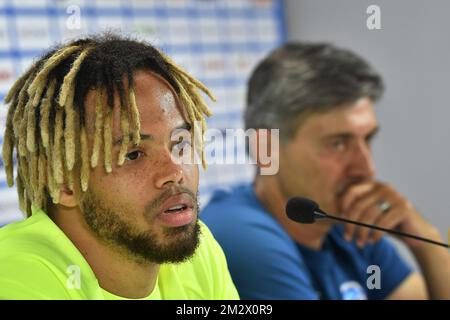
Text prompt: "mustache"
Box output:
[[144, 186, 198, 216]]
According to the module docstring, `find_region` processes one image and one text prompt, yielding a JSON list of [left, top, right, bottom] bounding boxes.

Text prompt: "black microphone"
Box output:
[[286, 197, 449, 249]]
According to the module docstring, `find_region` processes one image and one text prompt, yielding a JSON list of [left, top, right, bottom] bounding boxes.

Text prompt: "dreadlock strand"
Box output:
[[46, 144, 58, 204], [91, 89, 104, 168], [125, 71, 140, 147], [2, 129, 14, 187], [80, 127, 89, 192], [25, 193, 32, 217], [164, 59, 214, 156], [63, 86, 76, 171], [16, 174, 25, 214], [32, 153, 45, 209], [12, 76, 33, 139], [189, 86, 213, 117], [26, 99, 37, 153], [2, 101, 16, 187], [112, 71, 130, 166], [172, 77, 196, 124], [5, 76, 26, 104], [129, 88, 141, 146], [70, 91, 83, 192], [179, 87, 206, 168], [103, 111, 113, 173], [17, 155, 30, 214], [174, 70, 213, 118], [28, 150, 38, 202], [64, 162, 75, 191], [27, 45, 80, 106], [39, 98, 52, 149], [36, 147, 46, 209], [59, 49, 92, 171], [5, 62, 39, 104], [117, 108, 130, 166], [39, 79, 57, 149], [193, 115, 207, 169], [176, 79, 196, 123], [17, 101, 30, 157], [58, 47, 92, 107], [160, 52, 216, 102], [170, 71, 213, 169], [52, 109, 64, 184], [159, 52, 214, 133], [182, 70, 215, 104]]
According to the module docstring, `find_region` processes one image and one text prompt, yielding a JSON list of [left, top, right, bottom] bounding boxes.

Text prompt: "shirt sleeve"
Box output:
[[363, 236, 413, 300]]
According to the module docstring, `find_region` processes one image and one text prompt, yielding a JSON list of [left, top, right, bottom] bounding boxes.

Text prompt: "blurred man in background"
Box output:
[[202, 43, 450, 300]]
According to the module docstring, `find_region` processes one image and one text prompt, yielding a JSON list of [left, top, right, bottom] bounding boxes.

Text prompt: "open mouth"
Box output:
[[164, 204, 188, 213], [158, 194, 195, 227]]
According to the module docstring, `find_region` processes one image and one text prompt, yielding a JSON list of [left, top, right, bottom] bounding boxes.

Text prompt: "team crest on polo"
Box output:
[[340, 281, 367, 300]]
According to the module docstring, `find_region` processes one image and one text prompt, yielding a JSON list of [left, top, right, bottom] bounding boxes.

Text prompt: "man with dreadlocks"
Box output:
[[0, 34, 239, 300]]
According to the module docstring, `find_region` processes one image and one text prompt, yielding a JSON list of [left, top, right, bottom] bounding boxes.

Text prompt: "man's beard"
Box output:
[[80, 187, 201, 265]]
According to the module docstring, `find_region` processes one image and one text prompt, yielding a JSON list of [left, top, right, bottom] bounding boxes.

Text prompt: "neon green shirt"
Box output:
[[0, 207, 239, 300]]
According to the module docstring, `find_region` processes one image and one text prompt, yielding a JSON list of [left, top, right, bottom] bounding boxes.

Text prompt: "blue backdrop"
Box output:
[[0, 0, 286, 225]]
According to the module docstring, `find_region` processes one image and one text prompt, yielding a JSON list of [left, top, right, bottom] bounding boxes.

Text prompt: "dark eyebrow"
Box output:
[[322, 127, 380, 142], [322, 133, 354, 141], [113, 133, 153, 146], [365, 126, 380, 141]]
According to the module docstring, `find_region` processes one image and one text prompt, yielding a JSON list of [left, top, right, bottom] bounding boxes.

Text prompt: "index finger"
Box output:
[[339, 182, 377, 213]]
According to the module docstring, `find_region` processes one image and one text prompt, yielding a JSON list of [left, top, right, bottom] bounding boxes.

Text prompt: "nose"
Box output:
[[154, 150, 184, 188], [347, 141, 376, 179]]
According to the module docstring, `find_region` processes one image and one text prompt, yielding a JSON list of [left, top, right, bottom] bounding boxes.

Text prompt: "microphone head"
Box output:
[[286, 197, 320, 224]]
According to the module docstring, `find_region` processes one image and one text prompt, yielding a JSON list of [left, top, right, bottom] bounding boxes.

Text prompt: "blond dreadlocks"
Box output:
[[1, 34, 214, 217]]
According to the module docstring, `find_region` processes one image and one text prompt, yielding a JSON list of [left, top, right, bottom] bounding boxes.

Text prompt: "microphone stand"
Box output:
[[320, 212, 449, 248]]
